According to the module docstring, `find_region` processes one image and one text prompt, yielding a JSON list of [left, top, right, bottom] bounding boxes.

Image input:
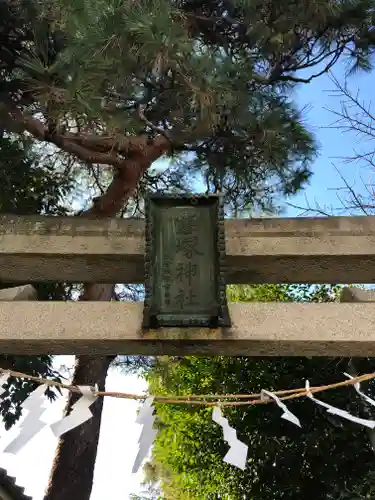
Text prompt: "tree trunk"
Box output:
[[43, 354, 114, 500], [43, 137, 170, 500]]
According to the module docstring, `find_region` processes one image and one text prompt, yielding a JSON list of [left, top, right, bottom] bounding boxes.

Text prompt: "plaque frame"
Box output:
[[142, 193, 231, 329]]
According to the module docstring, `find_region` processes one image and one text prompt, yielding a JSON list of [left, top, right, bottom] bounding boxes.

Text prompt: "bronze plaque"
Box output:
[[143, 194, 230, 329]]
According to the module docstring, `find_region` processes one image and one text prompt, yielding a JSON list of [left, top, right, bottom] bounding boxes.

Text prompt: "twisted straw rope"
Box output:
[[1, 368, 374, 407]]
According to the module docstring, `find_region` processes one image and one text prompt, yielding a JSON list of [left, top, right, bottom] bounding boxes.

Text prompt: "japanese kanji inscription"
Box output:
[[143, 194, 231, 329]]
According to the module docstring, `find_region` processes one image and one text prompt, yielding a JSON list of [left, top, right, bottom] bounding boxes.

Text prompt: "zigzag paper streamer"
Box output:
[[212, 406, 248, 470], [344, 373, 375, 407], [50, 385, 98, 438], [132, 397, 157, 474], [305, 380, 375, 429], [261, 390, 301, 427], [3, 384, 50, 454]]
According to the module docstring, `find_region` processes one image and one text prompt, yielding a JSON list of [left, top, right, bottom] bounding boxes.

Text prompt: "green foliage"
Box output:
[[2, 1, 375, 495], [0, 136, 73, 215], [338, 470, 375, 499], [3, 0, 375, 211], [142, 284, 375, 500], [0, 134, 75, 428], [0, 357, 62, 430]]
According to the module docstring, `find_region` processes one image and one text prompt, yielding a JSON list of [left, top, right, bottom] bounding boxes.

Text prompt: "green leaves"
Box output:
[[20, 0, 375, 142], [3, 0, 375, 219], [141, 284, 375, 500]]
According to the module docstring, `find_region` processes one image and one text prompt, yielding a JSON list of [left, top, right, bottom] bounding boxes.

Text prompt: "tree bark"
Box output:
[[43, 136, 170, 500], [3, 104, 171, 500], [4, 107, 169, 169], [43, 354, 113, 500]]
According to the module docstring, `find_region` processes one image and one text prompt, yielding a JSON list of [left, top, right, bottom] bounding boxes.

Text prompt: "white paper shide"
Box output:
[[132, 397, 158, 474], [0, 383, 98, 454], [3, 384, 50, 454], [1, 367, 374, 472], [305, 380, 375, 429], [50, 385, 98, 438], [261, 390, 301, 427], [212, 406, 248, 470]]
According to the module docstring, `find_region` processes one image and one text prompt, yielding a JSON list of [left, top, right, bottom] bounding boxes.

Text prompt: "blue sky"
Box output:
[[0, 63, 374, 499], [286, 60, 374, 216]]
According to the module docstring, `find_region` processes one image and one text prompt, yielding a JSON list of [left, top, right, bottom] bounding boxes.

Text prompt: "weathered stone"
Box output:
[[1, 214, 375, 284], [0, 301, 374, 356], [0, 285, 37, 301]]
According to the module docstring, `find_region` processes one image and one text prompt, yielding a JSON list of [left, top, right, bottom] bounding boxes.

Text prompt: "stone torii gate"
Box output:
[[0, 213, 375, 356]]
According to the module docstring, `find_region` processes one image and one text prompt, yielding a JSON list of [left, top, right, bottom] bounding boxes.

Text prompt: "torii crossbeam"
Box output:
[[0, 214, 375, 356]]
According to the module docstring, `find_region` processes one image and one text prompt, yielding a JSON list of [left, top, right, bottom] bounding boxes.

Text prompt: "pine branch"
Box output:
[[3, 106, 170, 167]]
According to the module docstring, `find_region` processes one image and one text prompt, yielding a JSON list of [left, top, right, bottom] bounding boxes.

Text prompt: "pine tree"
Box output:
[[1, 1, 375, 499]]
